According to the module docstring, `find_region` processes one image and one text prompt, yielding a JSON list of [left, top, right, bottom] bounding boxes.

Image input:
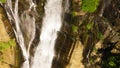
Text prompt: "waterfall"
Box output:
[[3, 0, 36, 68], [1, 0, 63, 68], [31, 0, 63, 68]]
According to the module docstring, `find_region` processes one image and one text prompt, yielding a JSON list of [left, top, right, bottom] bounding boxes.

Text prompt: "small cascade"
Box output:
[[3, 0, 36, 68], [31, 0, 63, 68], [1, 0, 63, 68]]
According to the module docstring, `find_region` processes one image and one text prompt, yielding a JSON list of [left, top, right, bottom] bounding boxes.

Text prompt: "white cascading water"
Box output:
[[3, 0, 36, 68], [31, 0, 63, 68], [1, 0, 63, 68]]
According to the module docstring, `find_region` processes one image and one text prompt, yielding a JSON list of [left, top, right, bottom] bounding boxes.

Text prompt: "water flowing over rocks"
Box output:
[[0, 0, 120, 68]]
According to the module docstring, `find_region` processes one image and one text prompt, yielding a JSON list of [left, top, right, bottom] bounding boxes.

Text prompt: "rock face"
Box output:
[[0, 47, 16, 68], [66, 40, 84, 68], [0, 9, 20, 68], [0, 14, 10, 42]]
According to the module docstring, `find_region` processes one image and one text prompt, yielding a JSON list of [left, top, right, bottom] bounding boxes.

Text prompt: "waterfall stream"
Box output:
[[31, 0, 63, 68], [3, 0, 36, 68], [2, 0, 63, 68]]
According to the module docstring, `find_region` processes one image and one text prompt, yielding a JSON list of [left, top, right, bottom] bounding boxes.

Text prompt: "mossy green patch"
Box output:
[[72, 25, 78, 33], [0, 39, 16, 51], [81, 0, 99, 13], [0, 0, 6, 3]]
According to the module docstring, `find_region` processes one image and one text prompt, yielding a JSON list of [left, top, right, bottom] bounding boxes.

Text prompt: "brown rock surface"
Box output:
[[0, 13, 20, 68], [0, 14, 10, 42], [0, 47, 16, 68], [66, 40, 84, 68]]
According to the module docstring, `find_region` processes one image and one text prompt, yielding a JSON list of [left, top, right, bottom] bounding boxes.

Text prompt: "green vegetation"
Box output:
[[81, 0, 99, 13], [102, 56, 120, 68], [86, 22, 94, 30], [0, 39, 16, 51], [97, 32, 104, 40], [71, 11, 76, 17], [72, 25, 78, 33], [0, 0, 6, 3], [89, 57, 94, 63]]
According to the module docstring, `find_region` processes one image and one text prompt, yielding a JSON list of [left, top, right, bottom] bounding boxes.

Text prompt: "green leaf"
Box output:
[[0, 0, 6, 3], [72, 25, 78, 33], [109, 61, 116, 67]]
